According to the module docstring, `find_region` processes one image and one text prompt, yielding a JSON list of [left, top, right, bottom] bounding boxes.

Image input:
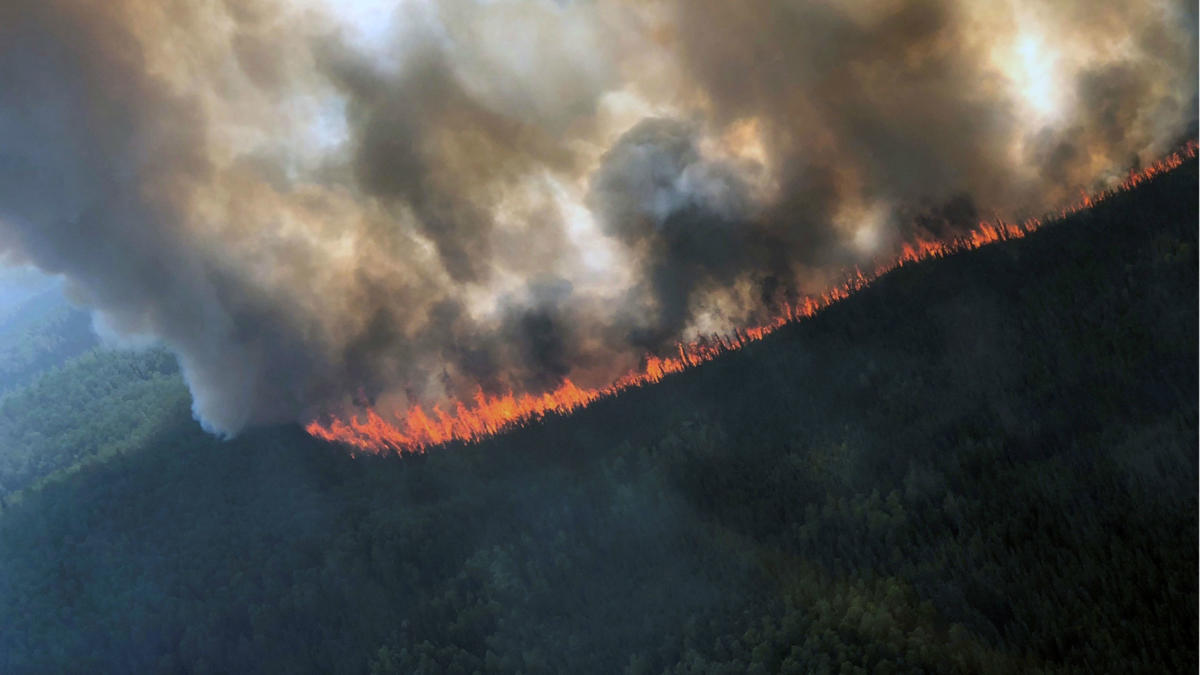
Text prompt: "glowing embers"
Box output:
[[307, 142, 1197, 454]]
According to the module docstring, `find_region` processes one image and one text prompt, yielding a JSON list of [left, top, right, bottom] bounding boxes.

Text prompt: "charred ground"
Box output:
[[0, 160, 1196, 673]]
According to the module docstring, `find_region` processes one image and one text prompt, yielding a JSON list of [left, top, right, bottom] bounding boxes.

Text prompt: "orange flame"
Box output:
[[307, 142, 1198, 454]]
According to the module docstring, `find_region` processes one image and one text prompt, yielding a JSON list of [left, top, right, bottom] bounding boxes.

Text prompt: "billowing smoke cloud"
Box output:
[[0, 0, 1193, 435]]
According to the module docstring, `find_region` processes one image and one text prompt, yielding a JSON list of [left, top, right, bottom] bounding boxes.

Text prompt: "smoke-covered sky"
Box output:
[[0, 0, 1194, 435]]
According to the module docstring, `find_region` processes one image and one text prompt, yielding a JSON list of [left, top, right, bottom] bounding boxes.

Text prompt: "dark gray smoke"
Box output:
[[0, 0, 1193, 434]]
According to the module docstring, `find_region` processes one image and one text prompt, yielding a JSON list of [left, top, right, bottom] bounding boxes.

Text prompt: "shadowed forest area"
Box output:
[[0, 160, 1195, 673]]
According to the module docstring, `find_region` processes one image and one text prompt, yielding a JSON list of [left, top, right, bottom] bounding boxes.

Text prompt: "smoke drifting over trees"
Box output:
[[0, 0, 1194, 435]]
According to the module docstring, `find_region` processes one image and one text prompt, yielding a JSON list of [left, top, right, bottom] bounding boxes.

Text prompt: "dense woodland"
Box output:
[[0, 162, 1195, 673]]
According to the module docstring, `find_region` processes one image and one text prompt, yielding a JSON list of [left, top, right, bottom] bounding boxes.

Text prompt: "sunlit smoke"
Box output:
[[0, 0, 1193, 438]]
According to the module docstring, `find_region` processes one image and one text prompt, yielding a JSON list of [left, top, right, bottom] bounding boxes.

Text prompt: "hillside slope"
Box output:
[[0, 160, 1196, 673], [0, 286, 96, 393]]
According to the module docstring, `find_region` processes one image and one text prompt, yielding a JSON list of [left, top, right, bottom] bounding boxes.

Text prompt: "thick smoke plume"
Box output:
[[0, 0, 1194, 435]]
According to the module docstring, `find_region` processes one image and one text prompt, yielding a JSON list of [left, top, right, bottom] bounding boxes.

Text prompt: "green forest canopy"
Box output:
[[0, 160, 1195, 673]]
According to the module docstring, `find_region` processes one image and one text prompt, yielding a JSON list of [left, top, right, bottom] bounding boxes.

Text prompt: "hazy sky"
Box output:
[[0, 265, 58, 320]]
